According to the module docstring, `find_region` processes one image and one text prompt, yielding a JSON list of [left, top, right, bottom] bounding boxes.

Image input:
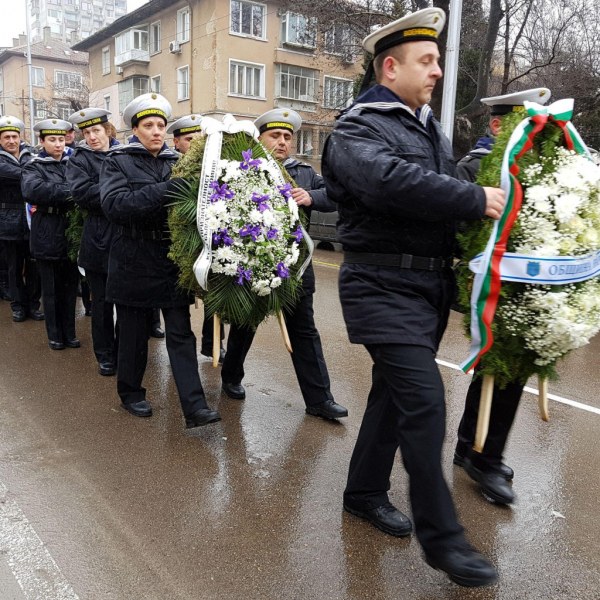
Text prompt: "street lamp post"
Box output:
[[24, 0, 36, 144]]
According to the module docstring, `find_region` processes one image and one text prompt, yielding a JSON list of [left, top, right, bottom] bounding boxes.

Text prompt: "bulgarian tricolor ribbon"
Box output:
[[461, 98, 591, 373]]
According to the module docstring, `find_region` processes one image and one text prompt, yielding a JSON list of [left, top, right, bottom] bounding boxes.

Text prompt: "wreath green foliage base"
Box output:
[[65, 206, 86, 264], [457, 111, 566, 387], [167, 132, 308, 329]]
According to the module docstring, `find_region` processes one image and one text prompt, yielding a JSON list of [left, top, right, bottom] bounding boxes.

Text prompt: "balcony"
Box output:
[[115, 48, 150, 67]]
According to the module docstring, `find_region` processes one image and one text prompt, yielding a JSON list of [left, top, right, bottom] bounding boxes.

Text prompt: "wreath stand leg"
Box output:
[[473, 374, 494, 453], [538, 376, 549, 421], [277, 311, 293, 353], [212, 313, 221, 368]]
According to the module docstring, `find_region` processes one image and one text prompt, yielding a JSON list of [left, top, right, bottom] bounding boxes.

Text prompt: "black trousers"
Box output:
[[87, 270, 116, 364], [344, 343, 464, 554], [115, 304, 208, 417], [221, 291, 334, 407], [200, 310, 225, 354], [5, 239, 41, 312], [37, 259, 79, 343], [456, 373, 524, 470]]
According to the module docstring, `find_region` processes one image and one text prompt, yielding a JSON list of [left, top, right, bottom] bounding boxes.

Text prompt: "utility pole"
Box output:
[[440, 0, 462, 145], [24, 0, 36, 144]]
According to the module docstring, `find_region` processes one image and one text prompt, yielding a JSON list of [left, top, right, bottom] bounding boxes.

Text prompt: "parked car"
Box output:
[[309, 209, 338, 244]]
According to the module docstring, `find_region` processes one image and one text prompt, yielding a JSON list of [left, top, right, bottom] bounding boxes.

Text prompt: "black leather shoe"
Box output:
[[150, 325, 165, 339], [344, 501, 412, 537], [65, 338, 81, 348], [185, 407, 222, 428], [48, 340, 65, 350], [98, 362, 116, 376], [465, 461, 515, 504], [27, 310, 45, 321], [121, 400, 153, 417], [454, 450, 514, 481], [306, 400, 348, 420], [424, 542, 498, 587], [222, 381, 246, 400], [12, 309, 26, 322]]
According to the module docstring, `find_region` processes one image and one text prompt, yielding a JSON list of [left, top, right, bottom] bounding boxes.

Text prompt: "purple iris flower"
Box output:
[[239, 224, 262, 242], [240, 149, 261, 171], [235, 265, 252, 285], [278, 183, 293, 199], [209, 181, 234, 202], [293, 225, 304, 242], [276, 262, 290, 279], [251, 192, 271, 212], [266, 228, 278, 241], [212, 228, 234, 246]]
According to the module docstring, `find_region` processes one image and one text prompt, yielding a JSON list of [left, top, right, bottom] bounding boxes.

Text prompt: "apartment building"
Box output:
[[72, 0, 363, 168], [29, 0, 128, 44], [0, 30, 89, 143]]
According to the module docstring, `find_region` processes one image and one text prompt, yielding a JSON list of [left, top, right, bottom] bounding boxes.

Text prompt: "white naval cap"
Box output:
[[254, 108, 302, 135], [363, 7, 446, 56], [0, 115, 25, 134], [33, 118, 72, 136], [167, 114, 203, 137], [122, 93, 172, 128], [68, 107, 111, 130], [481, 88, 551, 115]]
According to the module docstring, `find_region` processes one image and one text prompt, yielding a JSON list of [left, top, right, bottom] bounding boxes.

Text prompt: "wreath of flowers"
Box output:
[[168, 131, 309, 329], [457, 107, 600, 387]]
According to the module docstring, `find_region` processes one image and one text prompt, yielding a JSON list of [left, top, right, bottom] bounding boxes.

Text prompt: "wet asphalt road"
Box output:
[[1, 247, 599, 600]]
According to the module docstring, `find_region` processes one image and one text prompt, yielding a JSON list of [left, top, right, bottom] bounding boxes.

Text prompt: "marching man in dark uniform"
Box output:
[[0, 116, 42, 322], [66, 107, 121, 376], [100, 93, 220, 429], [322, 8, 506, 587], [454, 88, 551, 505], [167, 113, 226, 362], [220, 108, 348, 421], [22, 119, 80, 350]]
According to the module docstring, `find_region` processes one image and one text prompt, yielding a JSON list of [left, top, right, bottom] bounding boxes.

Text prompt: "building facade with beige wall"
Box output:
[[0, 31, 89, 144], [73, 0, 362, 168]]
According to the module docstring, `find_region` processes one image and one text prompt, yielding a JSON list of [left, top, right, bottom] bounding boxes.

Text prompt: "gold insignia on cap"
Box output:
[[191, 115, 197, 120], [52, 119, 57, 124], [7, 120, 11, 124], [283, 111, 289, 117], [80, 111, 85, 116], [539, 91, 547, 97], [151, 93, 157, 99], [433, 16, 439, 23]]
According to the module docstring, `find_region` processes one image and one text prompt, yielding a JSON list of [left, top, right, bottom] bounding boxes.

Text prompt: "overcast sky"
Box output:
[[1, 0, 148, 47]]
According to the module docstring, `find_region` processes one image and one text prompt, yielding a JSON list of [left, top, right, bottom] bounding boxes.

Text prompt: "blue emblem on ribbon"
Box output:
[[527, 261, 540, 277]]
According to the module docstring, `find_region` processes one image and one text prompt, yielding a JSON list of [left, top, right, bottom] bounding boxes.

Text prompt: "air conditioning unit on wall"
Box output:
[[116, 66, 123, 74], [169, 40, 181, 54]]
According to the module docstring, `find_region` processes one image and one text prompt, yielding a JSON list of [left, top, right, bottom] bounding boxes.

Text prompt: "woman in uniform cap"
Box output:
[[22, 119, 80, 350], [100, 93, 221, 429], [66, 107, 120, 376]]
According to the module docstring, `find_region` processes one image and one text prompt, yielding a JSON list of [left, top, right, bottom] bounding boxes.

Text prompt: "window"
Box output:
[[324, 23, 356, 62], [229, 60, 264, 98], [150, 74, 161, 93], [323, 76, 353, 109], [276, 64, 318, 103], [56, 103, 71, 120], [280, 12, 316, 48], [177, 8, 190, 43], [55, 70, 82, 90], [33, 99, 47, 120], [177, 66, 189, 101], [118, 76, 149, 113], [31, 66, 45, 87], [115, 27, 149, 65], [104, 95, 110, 112], [230, 0, 265, 39], [101, 46, 110, 75], [150, 21, 161, 54], [296, 129, 313, 156]]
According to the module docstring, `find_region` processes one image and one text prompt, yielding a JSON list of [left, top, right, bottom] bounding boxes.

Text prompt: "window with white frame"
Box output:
[[230, 0, 265, 39], [177, 66, 189, 101], [118, 76, 149, 113], [31, 66, 45, 87], [150, 21, 161, 54], [295, 129, 313, 156], [55, 103, 71, 120], [323, 76, 353, 109], [101, 46, 110, 75], [115, 27, 149, 65], [104, 95, 110, 112], [150, 74, 161, 93], [33, 99, 47, 120], [177, 8, 190, 43], [55, 70, 82, 90], [229, 60, 264, 98], [276, 64, 318, 103], [280, 12, 316, 48], [324, 23, 356, 61]]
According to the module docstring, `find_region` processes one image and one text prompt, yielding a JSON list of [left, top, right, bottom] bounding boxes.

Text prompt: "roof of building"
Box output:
[[0, 38, 88, 66], [72, 0, 176, 51]]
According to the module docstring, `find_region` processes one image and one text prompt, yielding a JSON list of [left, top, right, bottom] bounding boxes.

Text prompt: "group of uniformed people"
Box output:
[[0, 5, 550, 589]]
